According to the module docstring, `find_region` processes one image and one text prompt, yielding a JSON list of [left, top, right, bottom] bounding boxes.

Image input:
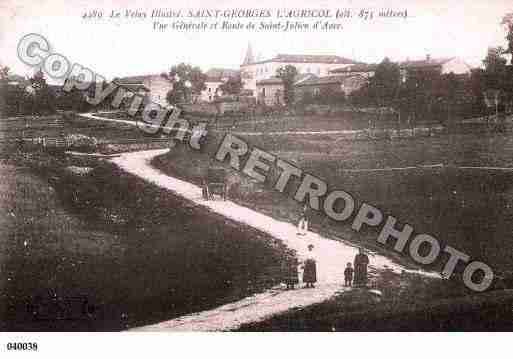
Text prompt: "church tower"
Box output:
[[242, 42, 255, 65]]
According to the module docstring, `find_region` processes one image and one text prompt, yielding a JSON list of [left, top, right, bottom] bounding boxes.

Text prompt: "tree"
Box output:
[[27, 70, 56, 115], [0, 65, 9, 80], [60, 77, 89, 112], [0, 65, 9, 115], [501, 13, 513, 65], [369, 57, 400, 106], [437, 73, 460, 126], [483, 47, 507, 73], [483, 47, 509, 91], [165, 63, 206, 105], [219, 75, 243, 96], [276, 65, 298, 107], [0, 66, 31, 116]]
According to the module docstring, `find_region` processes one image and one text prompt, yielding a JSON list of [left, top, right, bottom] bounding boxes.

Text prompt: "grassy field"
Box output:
[[4, 111, 513, 331], [31, 109, 511, 277], [237, 287, 513, 331], [153, 129, 513, 279], [216, 112, 399, 132]]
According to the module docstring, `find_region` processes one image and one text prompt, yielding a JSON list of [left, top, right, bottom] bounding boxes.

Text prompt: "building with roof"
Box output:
[[329, 63, 379, 78], [240, 44, 358, 96], [399, 56, 471, 83], [113, 74, 173, 106], [256, 73, 315, 106], [201, 68, 240, 102], [295, 74, 370, 103]]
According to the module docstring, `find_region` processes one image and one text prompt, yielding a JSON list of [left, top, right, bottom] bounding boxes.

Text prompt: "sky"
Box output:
[[0, 0, 511, 82]]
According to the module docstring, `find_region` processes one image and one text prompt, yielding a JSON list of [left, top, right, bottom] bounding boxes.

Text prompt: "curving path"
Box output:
[[110, 149, 438, 331]]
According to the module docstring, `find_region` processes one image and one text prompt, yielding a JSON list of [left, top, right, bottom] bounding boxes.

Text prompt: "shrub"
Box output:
[[65, 134, 98, 153]]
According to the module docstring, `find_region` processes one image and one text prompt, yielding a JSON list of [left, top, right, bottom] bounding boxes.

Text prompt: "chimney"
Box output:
[[426, 54, 431, 62]]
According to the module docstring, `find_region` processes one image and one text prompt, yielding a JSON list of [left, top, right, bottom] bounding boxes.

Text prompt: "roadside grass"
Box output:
[[0, 162, 122, 330], [237, 281, 513, 331], [1, 152, 289, 330]]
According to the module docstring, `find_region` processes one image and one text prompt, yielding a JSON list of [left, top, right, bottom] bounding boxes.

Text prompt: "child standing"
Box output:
[[344, 262, 354, 287]]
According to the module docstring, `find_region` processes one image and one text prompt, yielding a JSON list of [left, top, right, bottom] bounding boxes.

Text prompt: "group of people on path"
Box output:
[[282, 244, 316, 289], [284, 205, 370, 290], [282, 245, 370, 290]]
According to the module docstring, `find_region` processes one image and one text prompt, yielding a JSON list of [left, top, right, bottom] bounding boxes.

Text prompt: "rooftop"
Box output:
[[246, 54, 359, 66], [330, 63, 379, 74], [205, 68, 240, 82], [256, 73, 317, 86], [399, 57, 455, 69], [113, 74, 170, 85], [295, 74, 366, 87]]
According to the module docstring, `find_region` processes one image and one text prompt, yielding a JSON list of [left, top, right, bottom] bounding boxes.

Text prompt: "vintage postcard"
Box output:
[[1, 0, 513, 354]]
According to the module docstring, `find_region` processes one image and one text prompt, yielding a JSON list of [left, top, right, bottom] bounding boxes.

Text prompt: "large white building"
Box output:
[[399, 56, 472, 82], [240, 44, 359, 96]]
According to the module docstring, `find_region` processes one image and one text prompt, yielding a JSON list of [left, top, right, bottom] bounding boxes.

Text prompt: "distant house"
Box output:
[[256, 73, 316, 106], [295, 74, 370, 102], [329, 63, 378, 79], [241, 43, 359, 96], [113, 74, 172, 106], [399, 56, 472, 83], [201, 68, 240, 102]]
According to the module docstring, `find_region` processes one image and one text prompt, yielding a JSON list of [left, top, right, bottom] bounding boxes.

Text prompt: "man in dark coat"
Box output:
[[354, 247, 369, 287]]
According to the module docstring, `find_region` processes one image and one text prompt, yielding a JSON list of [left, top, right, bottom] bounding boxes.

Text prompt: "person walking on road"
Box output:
[[297, 204, 309, 236], [302, 244, 317, 288], [354, 247, 369, 287]]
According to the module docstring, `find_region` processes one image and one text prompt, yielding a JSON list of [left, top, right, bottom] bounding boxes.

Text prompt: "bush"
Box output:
[[65, 134, 98, 153]]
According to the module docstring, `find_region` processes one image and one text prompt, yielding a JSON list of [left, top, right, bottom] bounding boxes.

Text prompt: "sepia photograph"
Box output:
[[1, 0, 513, 353]]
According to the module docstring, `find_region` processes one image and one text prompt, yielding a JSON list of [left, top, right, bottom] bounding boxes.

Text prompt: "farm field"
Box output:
[[214, 111, 429, 133], [153, 128, 513, 278], [0, 113, 176, 155], [4, 111, 513, 331]]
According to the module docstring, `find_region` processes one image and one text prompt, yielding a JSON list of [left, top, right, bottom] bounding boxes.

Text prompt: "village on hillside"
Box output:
[[3, 38, 510, 132]]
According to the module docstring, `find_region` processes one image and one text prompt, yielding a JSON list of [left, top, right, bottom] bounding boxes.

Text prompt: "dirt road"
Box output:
[[111, 149, 437, 331]]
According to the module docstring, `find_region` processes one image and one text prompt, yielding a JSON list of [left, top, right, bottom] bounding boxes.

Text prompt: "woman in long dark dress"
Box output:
[[302, 244, 317, 288]]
